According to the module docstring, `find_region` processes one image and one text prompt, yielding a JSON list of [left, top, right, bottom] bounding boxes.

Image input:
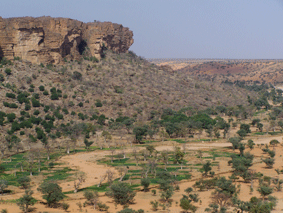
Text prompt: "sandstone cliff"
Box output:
[[0, 16, 134, 64]]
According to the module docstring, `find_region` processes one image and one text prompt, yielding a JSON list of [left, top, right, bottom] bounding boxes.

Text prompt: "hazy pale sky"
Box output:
[[1, 0, 282, 59]]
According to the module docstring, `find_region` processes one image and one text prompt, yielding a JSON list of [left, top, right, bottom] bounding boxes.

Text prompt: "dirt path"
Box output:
[[59, 151, 117, 192]]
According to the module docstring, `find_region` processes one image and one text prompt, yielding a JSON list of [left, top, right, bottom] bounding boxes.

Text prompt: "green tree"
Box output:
[[141, 178, 151, 192], [37, 181, 64, 207], [17, 176, 31, 189], [257, 185, 273, 199], [212, 177, 237, 208], [84, 190, 99, 209], [201, 161, 212, 177], [262, 158, 275, 168], [17, 190, 36, 213], [159, 186, 173, 201], [0, 179, 8, 195], [247, 139, 255, 150], [133, 125, 148, 143], [180, 198, 197, 213], [269, 139, 279, 147], [205, 203, 227, 213], [257, 123, 263, 132], [84, 138, 93, 150], [173, 147, 185, 166], [237, 129, 247, 138], [106, 182, 136, 206]]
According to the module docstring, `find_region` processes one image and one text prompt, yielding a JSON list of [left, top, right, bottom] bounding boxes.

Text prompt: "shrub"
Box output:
[[0, 165, 5, 173], [33, 110, 40, 116], [63, 94, 68, 99], [17, 92, 29, 104], [78, 113, 85, 120], [72, 71, 82, 80], [43, 90, 49, 96], [114, 86, 123, 94], [3, 102, 18, 108], [0, 57, 12, 65], [4, 68, 11, 75], [50, 93, 59, 100], [25, 104, 31, 111], [20, 131, 25, 135], [117, 208, 144, 213], [62, 108, 69, 114], [44, 106, 50, 113], [31, 98, 40, 107], [95, 100, 102, 107], [0, 74, 4, 82], [78, 102, 83, 107], [62, 202, 69, 211], [33, 93, 40, 99], [29, 134, 37, 143], [262, 158, 275, 168], [68, 101, 74, 107], [6, 93, 16, 99], [7, 113, 16, 122], [39, 85, 45, 91], [97, 202, 109, 211]]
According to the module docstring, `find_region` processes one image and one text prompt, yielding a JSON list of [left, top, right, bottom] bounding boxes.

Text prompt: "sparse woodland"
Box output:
[[0, 53, 283, 212]]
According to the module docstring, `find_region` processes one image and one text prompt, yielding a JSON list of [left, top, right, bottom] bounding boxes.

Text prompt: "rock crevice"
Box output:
[[0, 16, 134, 64]]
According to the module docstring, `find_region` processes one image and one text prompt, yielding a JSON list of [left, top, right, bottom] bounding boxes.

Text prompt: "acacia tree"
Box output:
[[141, 178, 151, 192], [118, 166, 128, 181], [201, 161, 212, 177], [247, 139, 255, 150], [17, 190, 37, 213], [133, 125, 148, 143], [132, 147, 140, 166], [173, 147, 185, 169], [211, 177, 237, 208], [106, 182, 136, 206], [180, 187, 199, 213], [0, 142, 7, 160], [110, 149, 116, 163], [160, 151, 169, 171], [84, 190, 99, 209], [37, 181, 64, 207], [74, 172, 86, 193], [0, 179, 8, 195], [257, 185, 273, 200], [24, 152, 37, 176]]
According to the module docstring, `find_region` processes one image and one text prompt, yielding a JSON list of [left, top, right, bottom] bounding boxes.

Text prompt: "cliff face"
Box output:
[[0, 16, 134, 64]]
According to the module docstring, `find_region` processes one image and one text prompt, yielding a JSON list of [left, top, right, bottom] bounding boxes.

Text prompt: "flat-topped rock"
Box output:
[[0, 16, 134, 64]]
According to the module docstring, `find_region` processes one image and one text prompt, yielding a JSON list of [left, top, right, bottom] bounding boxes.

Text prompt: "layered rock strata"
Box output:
[[0, 16, 134, 64]]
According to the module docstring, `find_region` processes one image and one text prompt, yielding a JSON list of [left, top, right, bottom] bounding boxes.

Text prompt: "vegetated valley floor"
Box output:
[[1, 53, 283, 213]]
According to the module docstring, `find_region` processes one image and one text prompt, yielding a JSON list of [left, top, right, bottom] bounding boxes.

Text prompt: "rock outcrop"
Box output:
[[0, 16, 134, 64]]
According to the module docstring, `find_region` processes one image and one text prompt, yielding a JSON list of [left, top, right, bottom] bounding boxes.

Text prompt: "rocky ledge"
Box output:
[[0, 16, 134, 64]]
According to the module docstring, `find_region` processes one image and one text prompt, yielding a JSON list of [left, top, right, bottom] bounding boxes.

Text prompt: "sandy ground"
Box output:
[[1, 134, 283, 212]]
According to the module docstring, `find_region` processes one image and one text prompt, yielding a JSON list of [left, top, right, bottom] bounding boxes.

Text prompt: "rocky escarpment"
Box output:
[[0, 16, 134, 64]]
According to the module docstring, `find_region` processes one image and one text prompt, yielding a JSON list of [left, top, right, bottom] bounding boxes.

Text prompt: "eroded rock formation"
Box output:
[[0, 16, 134, 64]]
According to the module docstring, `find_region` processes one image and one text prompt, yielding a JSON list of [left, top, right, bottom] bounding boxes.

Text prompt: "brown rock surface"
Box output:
[[0, 16, 133, 64]]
